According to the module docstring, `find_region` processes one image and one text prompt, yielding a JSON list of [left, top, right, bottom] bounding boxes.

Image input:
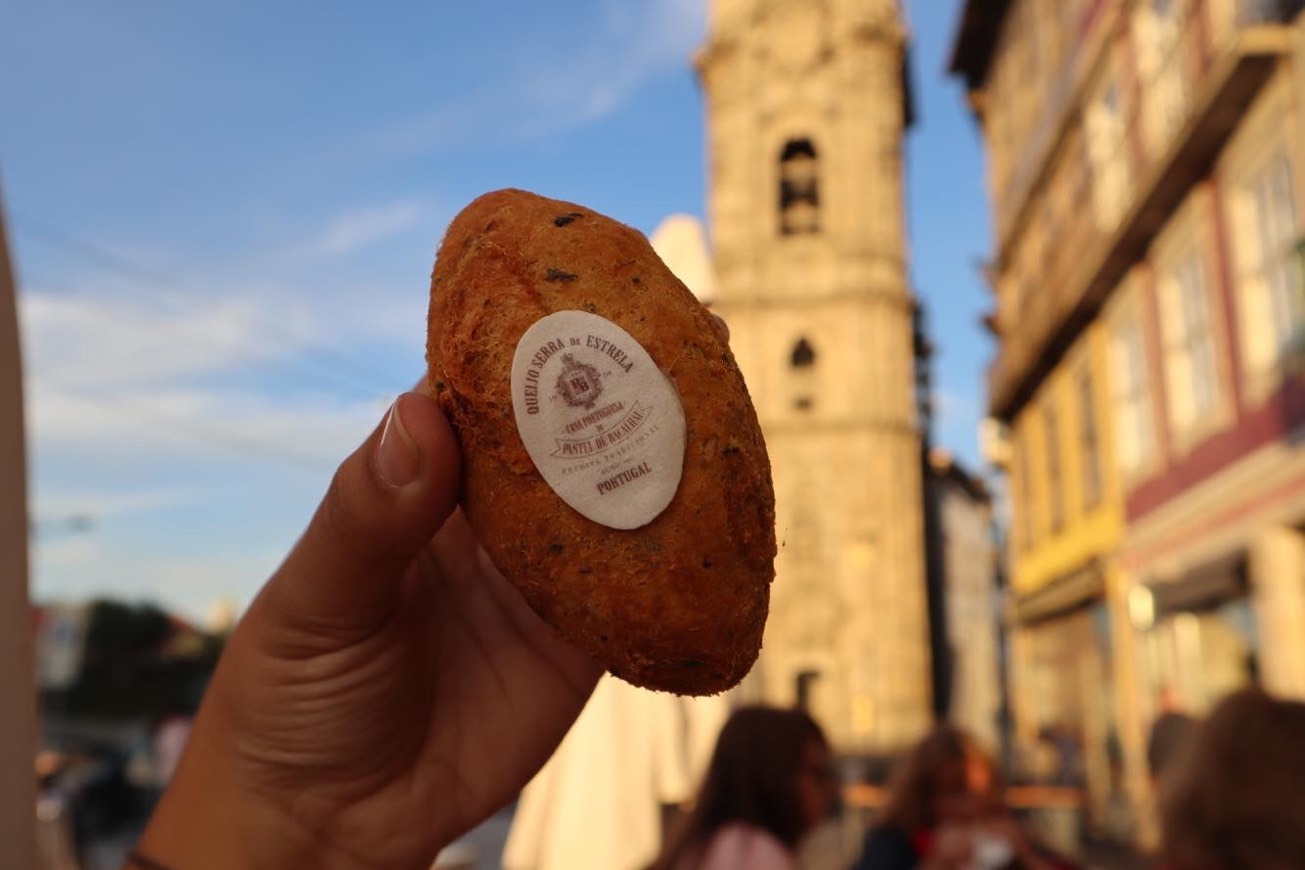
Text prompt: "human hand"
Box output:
[[924, 825, 976, 870], [133, 386, 603, 869], [982, 814, 1025, 848], [981, 813, 1062, 870]]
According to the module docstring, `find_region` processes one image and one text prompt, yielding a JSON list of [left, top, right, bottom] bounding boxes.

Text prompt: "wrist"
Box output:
[[134, 720, 364, 870]]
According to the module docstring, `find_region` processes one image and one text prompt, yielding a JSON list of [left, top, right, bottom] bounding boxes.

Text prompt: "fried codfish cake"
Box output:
[[426, 189, 774, 695]]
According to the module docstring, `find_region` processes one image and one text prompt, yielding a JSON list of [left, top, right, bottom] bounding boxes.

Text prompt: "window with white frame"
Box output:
[[1086, 70, 1131, 229], [1160, 248, 1222, 435], [1232, 149, 1304, 376], [1134, 0, 1188, 155], [1111, 312, 1156, 475], [1254, 155, 1302, 346]]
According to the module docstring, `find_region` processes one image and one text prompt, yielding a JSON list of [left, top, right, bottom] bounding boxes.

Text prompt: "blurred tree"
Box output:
[[43, 599, 221, 722]]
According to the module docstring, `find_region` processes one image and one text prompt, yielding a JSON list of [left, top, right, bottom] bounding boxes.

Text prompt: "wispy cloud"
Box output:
[[337, 0, 705, 163], [18, 244, 420, 395], [932, 388, 985, 468], [20, 288, 276, 387], [26, 375, 385, 619], [9, 0, 713, 620], [933, 389, 979, 426], [292, 200, 429, 260], [28, 381, 383, 468]]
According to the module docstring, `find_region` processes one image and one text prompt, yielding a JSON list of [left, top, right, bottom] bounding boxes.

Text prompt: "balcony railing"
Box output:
[[988, 0, 1296, 420]]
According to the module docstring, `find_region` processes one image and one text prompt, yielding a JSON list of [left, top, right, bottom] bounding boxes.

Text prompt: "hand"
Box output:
[[984, 815, 1026, 848], [983, 814, 1059, 870], [135, 387, 603, 869], [924, 825, 975, 870]]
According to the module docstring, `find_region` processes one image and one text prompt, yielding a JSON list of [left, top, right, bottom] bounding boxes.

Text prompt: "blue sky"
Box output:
[[2, 0, 992, 620]]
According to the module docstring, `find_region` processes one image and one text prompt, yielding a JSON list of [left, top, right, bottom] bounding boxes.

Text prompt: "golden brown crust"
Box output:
[[427, 189, 774, 695]]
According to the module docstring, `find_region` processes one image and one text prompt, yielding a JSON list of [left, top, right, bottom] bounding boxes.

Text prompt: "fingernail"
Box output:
[[376, 395, 420, 489]]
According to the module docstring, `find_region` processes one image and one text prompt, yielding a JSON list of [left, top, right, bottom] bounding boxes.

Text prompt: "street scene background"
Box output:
[[5, 0, 1305, 868]]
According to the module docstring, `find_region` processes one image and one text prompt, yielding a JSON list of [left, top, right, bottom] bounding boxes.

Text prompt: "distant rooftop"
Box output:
[[948, 0, 1013, 90], [929, 447, 991, 503]]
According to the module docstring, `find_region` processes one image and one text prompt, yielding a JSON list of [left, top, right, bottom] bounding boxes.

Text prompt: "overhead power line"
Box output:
[[12, 214, 400, 395], [14, 215, 185, 291], [40, 376, 336, 474]]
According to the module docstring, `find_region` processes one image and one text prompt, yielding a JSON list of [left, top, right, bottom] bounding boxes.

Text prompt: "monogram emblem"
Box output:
[[556, 353, 604, 409]]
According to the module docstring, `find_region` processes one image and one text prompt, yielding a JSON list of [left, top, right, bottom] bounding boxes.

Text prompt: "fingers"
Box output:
[[439, 511, 604, 698], [262, 390, 462, 640]]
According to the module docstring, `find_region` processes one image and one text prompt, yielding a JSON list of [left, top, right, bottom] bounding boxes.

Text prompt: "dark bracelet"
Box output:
[[126, 850, 175, 870]]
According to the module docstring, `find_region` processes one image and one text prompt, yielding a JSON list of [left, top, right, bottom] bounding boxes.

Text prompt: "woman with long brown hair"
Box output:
[[1161, 688, 1305, 870], [651, 706, 834, 870], [855, 725, 1069, 870]]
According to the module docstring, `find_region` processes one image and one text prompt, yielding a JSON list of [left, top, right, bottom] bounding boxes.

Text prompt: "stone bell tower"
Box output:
[[696, 0, 931, 754]]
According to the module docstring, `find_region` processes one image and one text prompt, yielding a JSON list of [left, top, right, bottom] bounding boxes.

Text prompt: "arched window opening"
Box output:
[[790, 336, 816, 369], [779, 138, 820, 235]]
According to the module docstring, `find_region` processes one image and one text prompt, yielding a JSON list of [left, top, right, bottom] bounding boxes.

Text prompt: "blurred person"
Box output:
[[53, 745, 156, 870], [855, 725, 1073, 870], [35, 751, 79, 870], [151, 709, 192, 788], [1145, 711, 1196, 793], [124, 384, 604, 870], [503, 676, 729, 870], [649, 706, 835, 870], [1036, 723, 1084, 789], [1156, 686, 1185, 715], [1160, 688, 1305, 870]]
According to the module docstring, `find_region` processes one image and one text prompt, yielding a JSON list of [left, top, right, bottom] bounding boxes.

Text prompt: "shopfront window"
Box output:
[[1019, 603, 1120, 831], [1143, 597, 1259, 715]]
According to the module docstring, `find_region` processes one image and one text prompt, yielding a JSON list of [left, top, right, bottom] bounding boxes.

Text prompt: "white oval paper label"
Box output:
[[511, 310, 687, 530]]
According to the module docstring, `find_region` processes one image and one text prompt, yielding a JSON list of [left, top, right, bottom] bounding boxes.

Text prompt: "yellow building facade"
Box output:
[[954, 0, 1305, 848], [1003, 322, 1140, 839]]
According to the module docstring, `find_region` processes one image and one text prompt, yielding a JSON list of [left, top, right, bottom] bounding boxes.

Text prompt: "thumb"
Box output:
[[259, 389, 462, 641]]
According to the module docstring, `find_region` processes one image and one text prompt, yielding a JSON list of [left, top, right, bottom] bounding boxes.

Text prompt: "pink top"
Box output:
[[690, 824, 797, 870]]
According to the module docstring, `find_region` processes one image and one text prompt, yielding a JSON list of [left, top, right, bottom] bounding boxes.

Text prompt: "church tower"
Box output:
[[697, 0, 931, 754]]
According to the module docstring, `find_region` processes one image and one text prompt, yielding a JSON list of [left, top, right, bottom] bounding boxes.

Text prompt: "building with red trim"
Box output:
[[953, 0, 1305, 847]]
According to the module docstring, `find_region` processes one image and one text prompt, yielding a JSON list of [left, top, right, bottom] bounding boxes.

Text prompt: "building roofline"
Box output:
[[928, 447, 991, 503], [903, 45, 918, 129], [947, 0, 1013, 89]]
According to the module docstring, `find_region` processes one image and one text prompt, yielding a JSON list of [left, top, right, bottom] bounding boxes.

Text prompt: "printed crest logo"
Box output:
[[512, 311, 687, 530], [556, 353, 604, 409]]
